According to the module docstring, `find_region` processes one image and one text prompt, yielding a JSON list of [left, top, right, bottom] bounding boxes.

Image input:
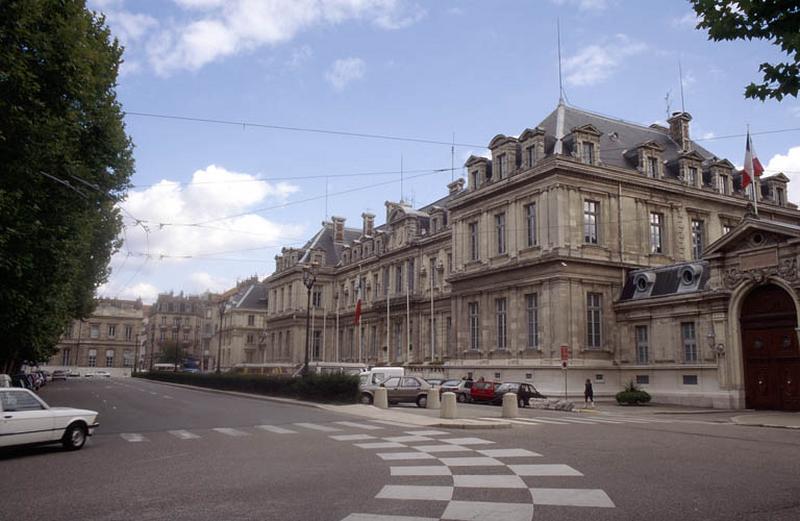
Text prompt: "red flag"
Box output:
[[353, 279, 362, 326], [742, 131, 764, 189]]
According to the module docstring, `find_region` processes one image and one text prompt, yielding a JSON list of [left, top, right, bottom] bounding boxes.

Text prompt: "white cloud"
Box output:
[[563, 34, 647, 87], [766, 146, 800, 204], [701, 131, 715, 140], [145, 0, 423, 75], [119, 164, 304, 261], [189, 272, 232, 293], [88, 2, 159, 49], [325, 57, 366, 91], [98, 281, 160, 302], [672, 11, 699, 29], [286, 45, 313, 68], [550, 0, 610, 11]]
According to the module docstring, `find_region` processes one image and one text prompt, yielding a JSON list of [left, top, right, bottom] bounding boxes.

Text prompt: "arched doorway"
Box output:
[[740, 283, 800, 411]]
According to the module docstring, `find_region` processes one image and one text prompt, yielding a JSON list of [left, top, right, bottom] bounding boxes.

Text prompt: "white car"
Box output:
[[0, 388, 99, 450]]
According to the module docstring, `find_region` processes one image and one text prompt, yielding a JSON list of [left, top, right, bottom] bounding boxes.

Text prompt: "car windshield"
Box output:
[[497, 383, 518, 392], [441, 380, 460, 387]]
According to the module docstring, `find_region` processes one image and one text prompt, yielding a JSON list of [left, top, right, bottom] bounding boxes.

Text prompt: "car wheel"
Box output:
[[62, 423, 87, 451], [456, 393, 466, 403], [360, 393, 373, 405], [416, 395, 428, 408]]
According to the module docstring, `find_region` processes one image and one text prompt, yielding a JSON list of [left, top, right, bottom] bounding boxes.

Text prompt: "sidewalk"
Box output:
[[730, 412, 800, 429]]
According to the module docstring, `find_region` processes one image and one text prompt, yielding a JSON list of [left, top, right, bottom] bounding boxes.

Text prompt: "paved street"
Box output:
[[2, 379, 800, 521]]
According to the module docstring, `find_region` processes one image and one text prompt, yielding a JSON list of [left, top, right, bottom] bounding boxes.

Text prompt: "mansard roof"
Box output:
[[231, 282, 268, 309]]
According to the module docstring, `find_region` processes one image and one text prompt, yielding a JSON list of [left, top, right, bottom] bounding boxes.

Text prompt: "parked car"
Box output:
[[51, 370, 68, 381], [12, 373, 35, 390], [493, 382, 546, 407], [359, 367, 405, 389], [425, 378, 444, 388], [360, 376, 432, 407], [439, 379, 474, 403], [68, 370, 81, 378], [470, 381, 501, 403], [0, 387, 99, 450], [93, 370, 111, 378]]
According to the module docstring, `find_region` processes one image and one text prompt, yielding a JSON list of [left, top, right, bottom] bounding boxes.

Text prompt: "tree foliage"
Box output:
[[158, 341, 185, 365], [0, 0, 134, 372], [690, 0, 800, 101]]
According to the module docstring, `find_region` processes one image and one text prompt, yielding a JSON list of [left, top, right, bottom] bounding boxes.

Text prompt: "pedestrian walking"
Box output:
[[584, 379, 594, 407]]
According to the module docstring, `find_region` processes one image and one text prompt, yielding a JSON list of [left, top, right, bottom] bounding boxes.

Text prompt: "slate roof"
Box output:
[[231, 282, 268, 309]]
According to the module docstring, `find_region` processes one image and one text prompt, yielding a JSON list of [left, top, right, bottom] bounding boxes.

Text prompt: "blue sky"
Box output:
[[91, 0, 800, 303]]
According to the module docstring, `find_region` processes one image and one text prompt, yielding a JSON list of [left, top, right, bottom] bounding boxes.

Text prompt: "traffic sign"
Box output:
[[560, 345, 570, 362]]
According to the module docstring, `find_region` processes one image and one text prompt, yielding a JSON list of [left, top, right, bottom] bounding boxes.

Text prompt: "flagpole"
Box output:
[[357, 266, 363, 364], [386, 269, 390, 364], [406, 260, 411, 365], [322, 301, 327, 362]]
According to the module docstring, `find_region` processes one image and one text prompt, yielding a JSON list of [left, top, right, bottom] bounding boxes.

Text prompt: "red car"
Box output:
[[470, 381, 501, 403]]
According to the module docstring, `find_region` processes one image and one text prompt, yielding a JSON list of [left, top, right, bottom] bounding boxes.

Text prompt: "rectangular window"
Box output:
[[526, 145, 536, 167], [586, 293, 602, 349], [61, 348, 71, 366], [124, 325, 133, 341], [370, 325, 377, 357], [394, 322, 403, 358], [687, 166, 698, 186], [635, 325, 649, 364], [312, 330, 321, 359], [105, 349, 114, 367], [719, 174, 729, 195], [287, 284, 292, 308], [526, 293, 539, 349], [584, 200, 599, 244], [373, 274, 379, 300], [777, 187, 785, 206], [636, 374, 650, 385], [246, 334, 255, 345], [395, 265, 403, 295], [470, 170, 479, 189], [681, 322, 698, 362], [582, 141, 595, 165], [650, 212, 663, 254], [123, 350, 133, 368], [90, 324, 100, 339], [88, 349, 97, 367], [647, 156, 659, 178], [446, 316, 452, 356], [495, 213, 506, 255], [107, 324, 116, 338], [691, 219, 704, 260], [683, 374, 699, 385], [525, 203, 537, 247], [159, 331, 165, 341], [497, 153, 506, 179], [247, 315, 255, 326], [312, 289, 322, 308], [468, 302, 480, 350], [495, 298, 507, 349], [469, 222, 479, 261]]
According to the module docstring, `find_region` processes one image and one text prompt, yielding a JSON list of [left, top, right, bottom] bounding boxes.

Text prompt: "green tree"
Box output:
[[0, 0, 134, 373], [158, 341, 185, 366], [690, 0, 800, 101]]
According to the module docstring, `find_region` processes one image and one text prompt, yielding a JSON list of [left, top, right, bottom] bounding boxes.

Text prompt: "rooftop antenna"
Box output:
[[678, 60, 686, 113], [557, 18, 565, 104]]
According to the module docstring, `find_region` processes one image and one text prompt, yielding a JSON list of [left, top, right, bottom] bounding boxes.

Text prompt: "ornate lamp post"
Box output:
[[216, 300, 228, 374], [302, 263, 319, 377]]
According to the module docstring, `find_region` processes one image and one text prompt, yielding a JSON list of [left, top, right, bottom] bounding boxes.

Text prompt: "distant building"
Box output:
[[258, 102, 800, 410], [146, 292, 216, 370], [211, 277, 269, 371], [48, 298, 145, 374]]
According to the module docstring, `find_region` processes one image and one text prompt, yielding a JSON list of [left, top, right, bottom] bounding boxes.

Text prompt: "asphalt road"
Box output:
[[2, 378, 799, 521]]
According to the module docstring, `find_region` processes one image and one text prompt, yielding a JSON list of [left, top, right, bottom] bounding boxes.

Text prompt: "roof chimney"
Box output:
[[447, 178, 465, 195], [331, 216, 346, 243], [361, 212, 375, 237], [667, 112, 692, 152]]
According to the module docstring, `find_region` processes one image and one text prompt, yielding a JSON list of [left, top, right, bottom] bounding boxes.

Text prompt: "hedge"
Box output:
[[615, 381, 652, 405], [135, 372, 360, 404]]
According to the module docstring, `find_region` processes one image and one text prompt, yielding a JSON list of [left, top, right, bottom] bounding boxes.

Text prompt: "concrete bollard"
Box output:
[[502, 392, 519, 418], [374, 387, 388, 409], [426, 389, 441, 410], [440, 392, 457, 419]]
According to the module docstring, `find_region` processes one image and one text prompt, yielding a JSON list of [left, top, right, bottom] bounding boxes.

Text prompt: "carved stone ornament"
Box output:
[[723, 258, 798, 288]]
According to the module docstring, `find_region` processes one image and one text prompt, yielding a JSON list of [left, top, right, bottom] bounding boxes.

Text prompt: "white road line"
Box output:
[[370, 420, 421, 428], [477, 448, 542, 458], [149, 391, 158, 395], [163, 395, 174, 400], [120, 433, 147, 442], [390, 466, 452, 476], [413, 444, 471, 453], [294, 422, 341, 432], [438, 457, 503, 467], [341, 514, 438, 521], [335, 421, 384, 430], [377, 452, 436, 461], [517, 417, 571, 424], [383, 435, 433, 443], [330, 434, 375, 441], [213, 428, 249, 437], [441, 500, 533, 521], [404, 430, 447, 436], [355, 442, 406, 449], [168, 430, 200, 440], [530, 487, 615, 507], [509, 464, 583, 476], [441, 437, 494, 445], [452, 474, 527, 489], [256, 425, 296, 434], [376, 485, 453, 501], [480, 417, 567, 425]]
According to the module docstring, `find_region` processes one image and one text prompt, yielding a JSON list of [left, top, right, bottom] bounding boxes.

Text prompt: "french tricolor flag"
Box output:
[[742, 130, 764, 189], [354, 279, 362, 326]]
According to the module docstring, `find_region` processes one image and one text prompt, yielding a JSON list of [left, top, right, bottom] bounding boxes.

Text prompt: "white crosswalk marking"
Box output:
[[336, 421, 384, 430], [477, 448, 542, 458], [377, 452, 436, 461], [404, 430, 447, 436], [376, 485, 453, 501], [438, 457, 503, 467], [441, 500, 533, 521], [355, 442, 406, 449], [412, 444, 471, 453], [530, 488, 615, 507], [509, 464, 583, 476], [390, 466, 451, 476], [383, 435, 433, 443], [120, 433, 147, 442], [168, 430, 199, 440], [370, 420, 421, 428], [213, 427, 249, 437], [341, 514, 438, 521], [294, 422, 341, 432], [452, 474, 527, 489], [256, 425, 296, 434], [441, 437, 494, 445], [330, 434, 375, 441]]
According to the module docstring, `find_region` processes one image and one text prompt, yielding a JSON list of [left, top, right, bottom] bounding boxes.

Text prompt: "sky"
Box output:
[[90, 0, 800, 304]]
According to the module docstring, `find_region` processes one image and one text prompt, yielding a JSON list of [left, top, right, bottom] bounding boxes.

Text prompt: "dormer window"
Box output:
[[687, 167, 698, 187], [776, 186, 785, 206], [497, 153, 506, 179], [647, 157, 659, 178], [719, 174, 729, 195], [526, 146, 536, 168], [470, 170, 479, 190], [582, 142, 595, 165]]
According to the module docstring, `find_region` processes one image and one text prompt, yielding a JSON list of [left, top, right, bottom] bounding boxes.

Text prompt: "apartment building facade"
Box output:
[[146, 292, 215, 370]]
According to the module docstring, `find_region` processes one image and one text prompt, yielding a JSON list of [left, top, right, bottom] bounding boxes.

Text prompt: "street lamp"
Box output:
[[216, 300, 228, 374], [174, 316, 182, 372], [302, 263, 319, 377]]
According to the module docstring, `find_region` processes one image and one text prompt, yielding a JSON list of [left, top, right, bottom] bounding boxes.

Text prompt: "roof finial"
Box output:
[[557, 18, 565, 105]]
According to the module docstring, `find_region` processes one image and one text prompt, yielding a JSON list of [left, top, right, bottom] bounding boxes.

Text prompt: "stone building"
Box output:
[[48, 298, 145, 375], [259, 102, 799, 410], [146, 292, 215, 370], [212, 278, 269, 372]]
